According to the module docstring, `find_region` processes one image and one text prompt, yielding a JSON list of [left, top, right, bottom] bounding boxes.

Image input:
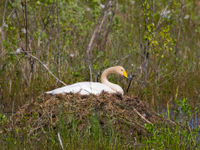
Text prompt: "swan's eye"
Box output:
[[121, 69, 123, 72]]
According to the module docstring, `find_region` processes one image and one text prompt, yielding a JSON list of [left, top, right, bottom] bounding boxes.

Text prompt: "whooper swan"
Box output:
[[46, 66, 128, 95]]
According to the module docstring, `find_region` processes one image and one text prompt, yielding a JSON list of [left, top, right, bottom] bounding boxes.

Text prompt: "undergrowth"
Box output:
[[0, 97, 199, 150]]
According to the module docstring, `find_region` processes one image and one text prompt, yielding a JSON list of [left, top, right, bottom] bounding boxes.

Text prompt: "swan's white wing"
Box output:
[[45, 82, 116, 95]]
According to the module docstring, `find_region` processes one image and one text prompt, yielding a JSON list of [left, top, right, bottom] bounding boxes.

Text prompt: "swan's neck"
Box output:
[[101, 67, 123, 94]]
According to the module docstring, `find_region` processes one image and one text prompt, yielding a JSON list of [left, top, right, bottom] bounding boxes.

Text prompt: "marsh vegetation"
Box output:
[[0, 0, 199, 149]]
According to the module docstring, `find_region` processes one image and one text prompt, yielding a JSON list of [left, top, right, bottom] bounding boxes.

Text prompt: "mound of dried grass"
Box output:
[[3, 93, 171, 137]]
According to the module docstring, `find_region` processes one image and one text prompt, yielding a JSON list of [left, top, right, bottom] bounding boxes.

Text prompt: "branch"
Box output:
[[24, 0, 29, 52], [86, 0, 113, 81], [15, 48, 67, 86], [155, 5, 168, 33], [100, 0, 117, 48]]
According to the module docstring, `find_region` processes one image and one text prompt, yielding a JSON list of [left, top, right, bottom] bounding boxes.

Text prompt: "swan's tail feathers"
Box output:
[[45, 91, 55, 95]]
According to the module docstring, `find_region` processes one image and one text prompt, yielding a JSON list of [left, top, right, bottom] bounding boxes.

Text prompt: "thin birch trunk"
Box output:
[[175, 0, 185, 55], [1, 0, 8, 57], [56, 0, 61, 77]]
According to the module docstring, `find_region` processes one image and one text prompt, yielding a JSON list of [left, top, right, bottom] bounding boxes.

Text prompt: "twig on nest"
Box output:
[[126, 74, 136, 93], [133, 107, 153, 125]]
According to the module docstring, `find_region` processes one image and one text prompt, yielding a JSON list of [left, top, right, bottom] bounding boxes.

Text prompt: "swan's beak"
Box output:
[[123, 70, 128, 78]]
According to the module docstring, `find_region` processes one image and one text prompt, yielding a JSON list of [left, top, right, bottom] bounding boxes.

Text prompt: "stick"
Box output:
[[126, 74, 135, 93], [58, 132, 64, 150], [126, 76, 133, 93], [133, 107, 153, 125]]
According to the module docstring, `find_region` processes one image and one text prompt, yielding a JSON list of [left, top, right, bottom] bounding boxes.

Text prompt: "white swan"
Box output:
[[46, 66, 128, 95]]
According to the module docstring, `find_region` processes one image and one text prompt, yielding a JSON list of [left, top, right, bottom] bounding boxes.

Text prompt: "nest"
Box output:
[[2, 93, 170, 138]]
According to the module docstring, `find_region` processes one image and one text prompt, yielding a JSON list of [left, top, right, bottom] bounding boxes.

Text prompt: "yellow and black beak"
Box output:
[[123, 70, 128, 78]]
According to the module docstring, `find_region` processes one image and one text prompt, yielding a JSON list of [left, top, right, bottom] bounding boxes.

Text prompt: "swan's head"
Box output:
[[101, 66, 128, 84], [100, 66, 128, 95], [114, 66, 128, 78]]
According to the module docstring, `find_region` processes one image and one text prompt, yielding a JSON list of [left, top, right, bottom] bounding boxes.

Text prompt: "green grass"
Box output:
[[0, 116, 199, 150]]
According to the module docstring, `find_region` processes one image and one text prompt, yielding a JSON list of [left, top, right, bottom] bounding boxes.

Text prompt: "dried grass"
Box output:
[[3, 93, 170, 137]]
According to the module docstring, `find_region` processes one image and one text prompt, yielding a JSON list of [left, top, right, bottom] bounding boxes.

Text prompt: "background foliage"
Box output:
[[0, 0, 200, 112]]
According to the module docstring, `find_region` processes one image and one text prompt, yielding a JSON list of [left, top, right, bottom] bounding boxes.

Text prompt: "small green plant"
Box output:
[[0, 114, 8, 126], [174, 97, 191, 120], [142, 97, 199, 149]]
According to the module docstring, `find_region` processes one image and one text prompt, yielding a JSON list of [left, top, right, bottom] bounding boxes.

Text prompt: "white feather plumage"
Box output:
[[46, 66, 128, 95]]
